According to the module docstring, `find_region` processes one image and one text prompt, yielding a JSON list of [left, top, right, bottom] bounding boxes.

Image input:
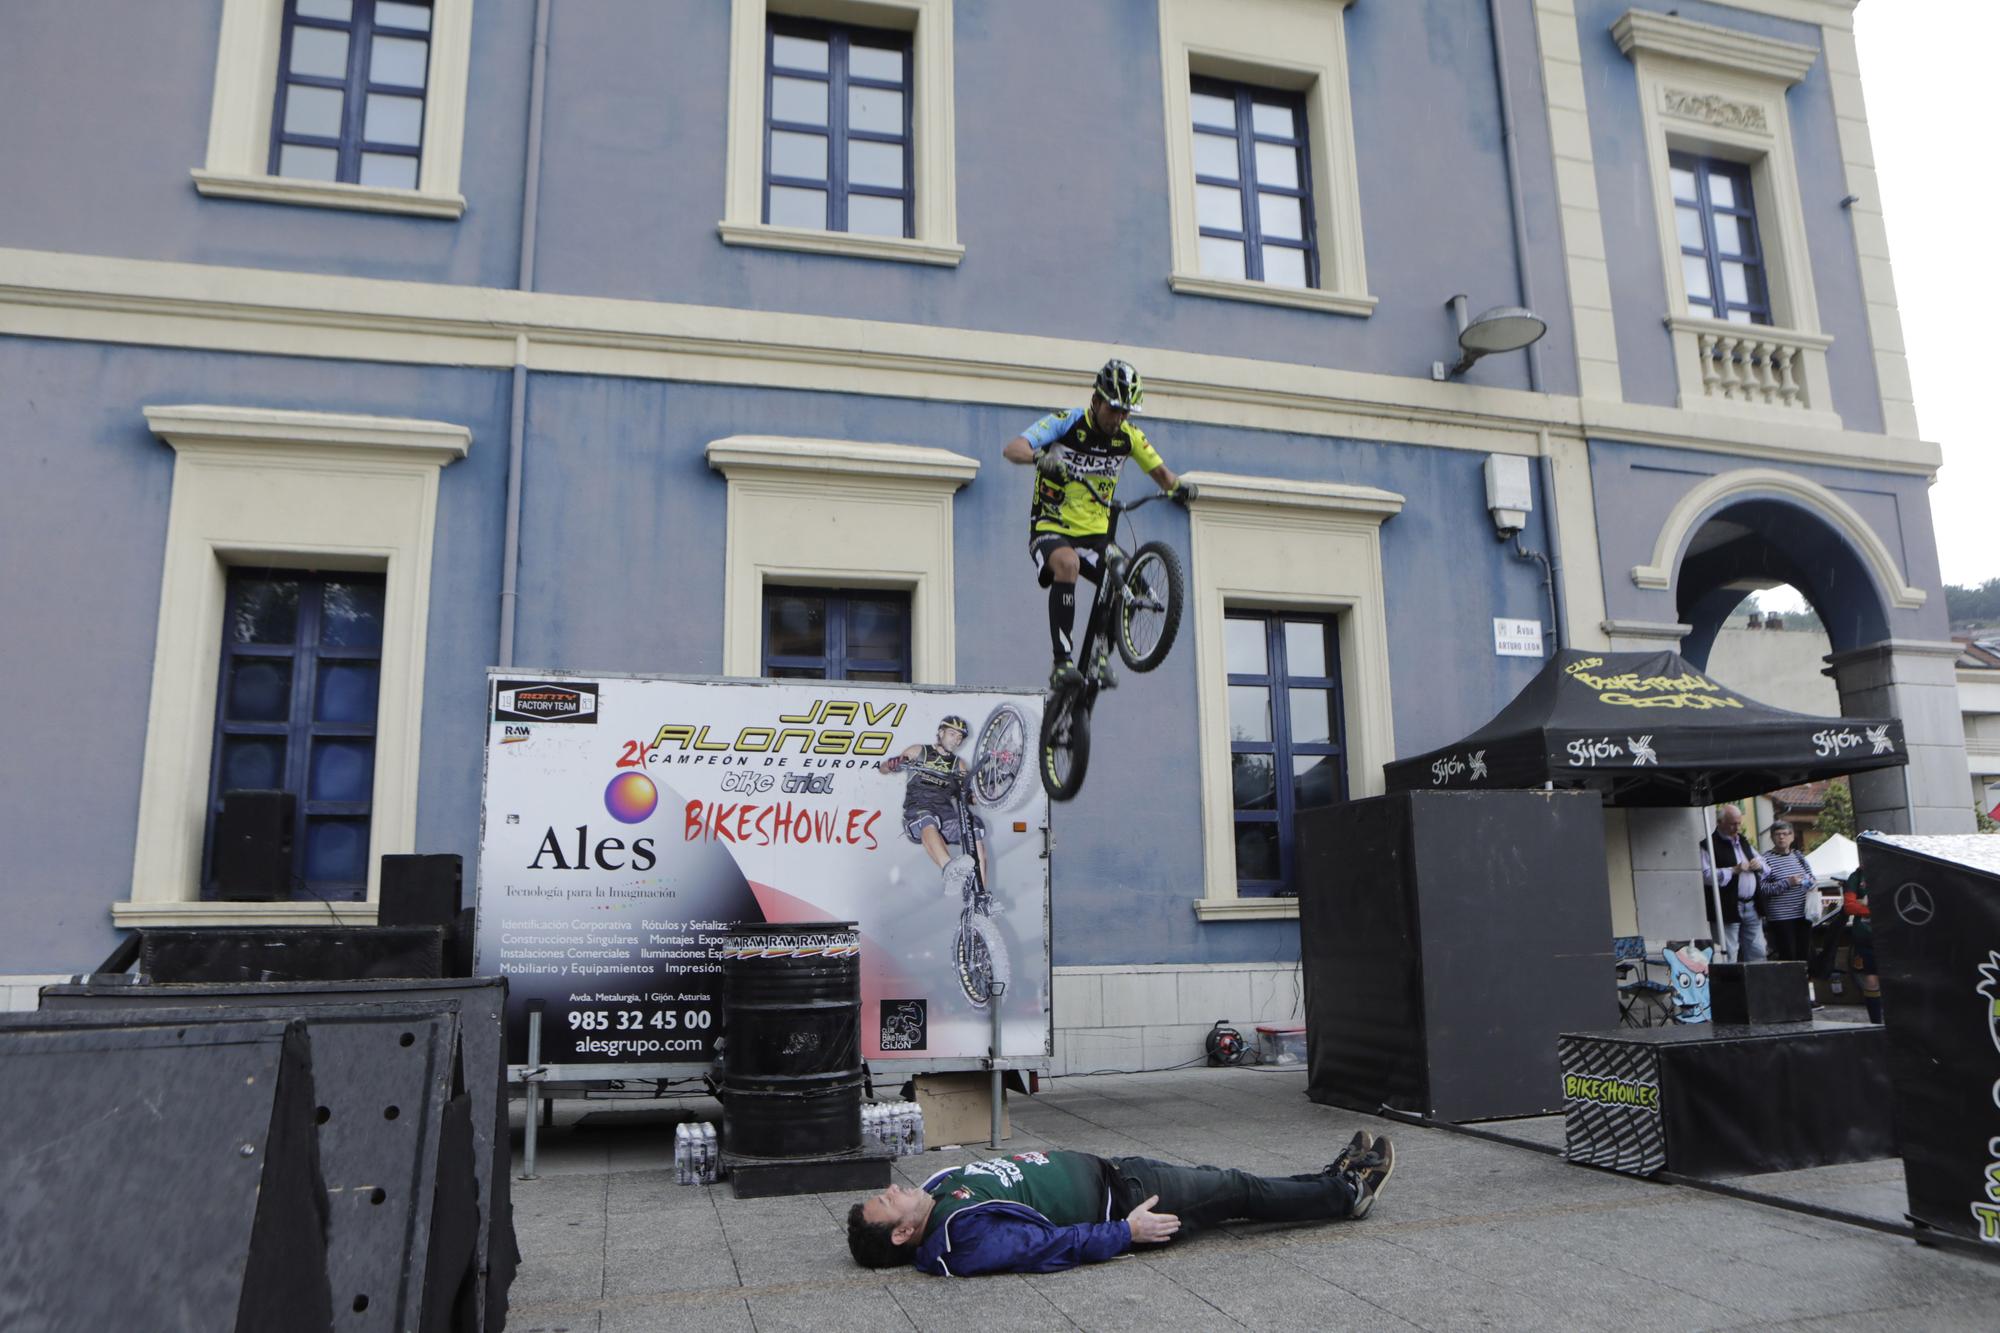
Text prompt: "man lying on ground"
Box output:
[[847, 1132, 1394, 1276]]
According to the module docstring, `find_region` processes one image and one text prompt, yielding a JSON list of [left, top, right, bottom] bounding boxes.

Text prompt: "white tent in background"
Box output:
[[1806, 832, 1859, 885]]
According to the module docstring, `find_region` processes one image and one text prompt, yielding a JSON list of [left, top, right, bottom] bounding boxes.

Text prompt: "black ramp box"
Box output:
[[138, 925, 446, 982], [1856, 833, 2000, 1249], [8, 1002, 479, 1333], [1560, 1022, 1894, 1178], [39, 977, 516, 1332], [1297, 788, 1615, 1121], [0, 1020, 332, 1333], [1709, 962, 1810, 1026]]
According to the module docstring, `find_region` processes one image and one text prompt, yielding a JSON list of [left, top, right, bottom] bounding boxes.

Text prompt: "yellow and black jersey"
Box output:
[[1020, 407, 1165, 538], [901, 744, 965, 815]]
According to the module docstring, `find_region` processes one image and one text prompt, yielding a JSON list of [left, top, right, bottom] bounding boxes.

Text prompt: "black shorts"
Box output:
[[904, 808, 985, 847], [1029, 532, 1108, 588]]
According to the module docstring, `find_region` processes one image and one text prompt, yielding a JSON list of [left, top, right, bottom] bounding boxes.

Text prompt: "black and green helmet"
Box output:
[[1094, 358, 1144, 413], [939, 714, 970, 735]]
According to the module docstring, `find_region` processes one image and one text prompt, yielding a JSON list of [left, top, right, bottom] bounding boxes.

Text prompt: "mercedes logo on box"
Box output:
[[1893, 882, 1935, 926]]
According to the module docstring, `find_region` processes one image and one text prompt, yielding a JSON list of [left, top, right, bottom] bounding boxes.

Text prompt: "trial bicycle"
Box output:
[[946, 703, 1028, 1008], [1039, 491, 1188, 801]]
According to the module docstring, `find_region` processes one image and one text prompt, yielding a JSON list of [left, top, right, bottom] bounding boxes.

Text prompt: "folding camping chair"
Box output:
[[1614, 935, 1674, 1027]]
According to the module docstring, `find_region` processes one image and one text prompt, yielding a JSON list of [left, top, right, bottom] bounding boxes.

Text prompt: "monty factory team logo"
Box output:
[[1563, 1072, 1660, 1112], [1563, 657, 1744, 711], [495, 679, 600, 724], [1974, 952, 2000, 1245]]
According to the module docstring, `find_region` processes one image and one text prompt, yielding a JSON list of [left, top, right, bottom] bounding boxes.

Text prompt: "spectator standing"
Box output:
[[1757, 821, 1814, 964], [1700, 804, 1767, 962], [1843, 869, 1883, 1023]]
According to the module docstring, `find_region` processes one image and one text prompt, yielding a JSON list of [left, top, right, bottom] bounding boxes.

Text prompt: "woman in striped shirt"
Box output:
[[1758, 821, 1815, 963]]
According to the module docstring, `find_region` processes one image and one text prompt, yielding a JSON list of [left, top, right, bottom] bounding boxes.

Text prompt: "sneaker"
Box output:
[[1340, 1135, 1395, 1220], [1049, 658, 1083, 693], [1326, 1130, 1375, 1176], [941, 855, 976, 897]]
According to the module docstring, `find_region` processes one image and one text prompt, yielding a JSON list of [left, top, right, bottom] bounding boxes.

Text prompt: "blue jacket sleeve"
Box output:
[[914, 1204, 1131, 1276], [1019, 408, 1083, 451]]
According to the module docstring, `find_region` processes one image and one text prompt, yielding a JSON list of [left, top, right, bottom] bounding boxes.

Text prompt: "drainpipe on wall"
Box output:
[[1490, 0, 1568, 653], [1536, 429, 1569, 652], [498, 0, 552, 667]]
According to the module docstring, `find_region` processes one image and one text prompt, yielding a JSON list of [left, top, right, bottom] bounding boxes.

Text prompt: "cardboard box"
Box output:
[[912, 1071, 1008, 1146]]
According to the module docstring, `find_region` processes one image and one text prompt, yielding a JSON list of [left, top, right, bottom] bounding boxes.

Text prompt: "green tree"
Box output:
[[1818, 780, 1855, 840], [1945, 578, 2000, 627], [1977, 803, 1998, 835]]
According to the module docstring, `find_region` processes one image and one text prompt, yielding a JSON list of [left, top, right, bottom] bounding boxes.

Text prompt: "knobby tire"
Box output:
[[1117, 541, 1184, 673], [1039, 689, 1091, 801]]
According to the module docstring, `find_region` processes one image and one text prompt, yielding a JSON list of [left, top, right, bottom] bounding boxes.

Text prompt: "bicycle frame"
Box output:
[[1073, 491, 1172, 690]]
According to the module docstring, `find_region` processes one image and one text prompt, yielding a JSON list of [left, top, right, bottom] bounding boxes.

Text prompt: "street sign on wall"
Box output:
[[1493, 618, 1544, 657], [475, 671, 1049, 1076]]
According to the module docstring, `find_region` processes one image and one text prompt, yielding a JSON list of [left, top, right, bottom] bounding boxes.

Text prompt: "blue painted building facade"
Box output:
[[0, 0, 1967, 1061]]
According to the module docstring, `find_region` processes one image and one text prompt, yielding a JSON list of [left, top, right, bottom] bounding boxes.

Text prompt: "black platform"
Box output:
[[1299, 789, 1614, 1121], [1858, 835, 2000, 1250], [1559, 1021, 1893, 1178]]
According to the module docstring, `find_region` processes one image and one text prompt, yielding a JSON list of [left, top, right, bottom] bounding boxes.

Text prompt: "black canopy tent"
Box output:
[[1384, 650, 1908, 806], [1383, 649, 1910, 960]]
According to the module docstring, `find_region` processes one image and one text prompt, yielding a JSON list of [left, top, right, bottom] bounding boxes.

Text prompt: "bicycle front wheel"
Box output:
[[1117, 541, 1185, 672], [972, 703, 1029, 810], [1038, 690, 1091, 802]]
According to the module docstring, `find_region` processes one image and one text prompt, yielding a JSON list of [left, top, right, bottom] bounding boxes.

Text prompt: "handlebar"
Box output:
[[1110, 484, 1193, 518]]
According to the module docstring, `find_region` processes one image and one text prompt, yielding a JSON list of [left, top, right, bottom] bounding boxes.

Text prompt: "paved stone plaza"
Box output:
[[504, 1064, 1998, 1331]]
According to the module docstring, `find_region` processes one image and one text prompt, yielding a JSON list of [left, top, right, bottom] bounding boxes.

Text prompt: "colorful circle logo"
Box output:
[[604, 771, 658, 824]]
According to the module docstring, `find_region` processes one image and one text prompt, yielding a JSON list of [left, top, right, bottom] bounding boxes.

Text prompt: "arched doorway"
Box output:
[[1649, 473, 1972, 839]]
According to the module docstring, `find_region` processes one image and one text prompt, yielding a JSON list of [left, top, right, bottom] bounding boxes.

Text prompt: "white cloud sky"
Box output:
[[1853, 1, 1998, 590]]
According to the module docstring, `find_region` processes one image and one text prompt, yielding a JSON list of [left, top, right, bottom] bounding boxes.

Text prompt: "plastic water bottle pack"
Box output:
[[674, 1121, 720, 1185], [862, 1102, 925, 1156]]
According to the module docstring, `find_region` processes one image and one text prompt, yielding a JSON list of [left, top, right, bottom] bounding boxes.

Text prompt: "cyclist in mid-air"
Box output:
[[876, 714, 990, 899], [1003, 358, 1184, 694]]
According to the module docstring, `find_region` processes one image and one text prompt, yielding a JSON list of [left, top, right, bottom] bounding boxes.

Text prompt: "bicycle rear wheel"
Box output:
[[956, 910, 1010, 1009], [1038, 689, 1091, 802], [1117, 541, 1184, 672]]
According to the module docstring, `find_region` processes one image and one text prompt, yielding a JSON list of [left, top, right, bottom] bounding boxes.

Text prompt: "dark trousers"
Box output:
[[1763, 916, 1809, 963], [1106, 1156, 1354, 1233]]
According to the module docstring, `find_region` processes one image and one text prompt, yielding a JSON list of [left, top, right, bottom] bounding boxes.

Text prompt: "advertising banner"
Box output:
[[475, 671, 1048, 1074]]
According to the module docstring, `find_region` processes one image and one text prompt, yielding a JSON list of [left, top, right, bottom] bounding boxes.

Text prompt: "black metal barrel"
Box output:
[[717, 922, 862, 1158]]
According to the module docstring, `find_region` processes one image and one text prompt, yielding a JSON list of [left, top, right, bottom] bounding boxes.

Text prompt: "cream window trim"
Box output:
[[716, 222, 963, 267], [113, 901, 380, 929], [122, 405, 467, 922], [1181, 470, 1402, 919], [1167, 273, 1377, 317], [1158, 0, 1372, 313], [1613, 10, 1832, 419], [1629, 464, 1926, 609], [721, 0, 961, 265], [191, 171, 466, 218], [707, 435, 976, 683], [196, 0, 475, 218]]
